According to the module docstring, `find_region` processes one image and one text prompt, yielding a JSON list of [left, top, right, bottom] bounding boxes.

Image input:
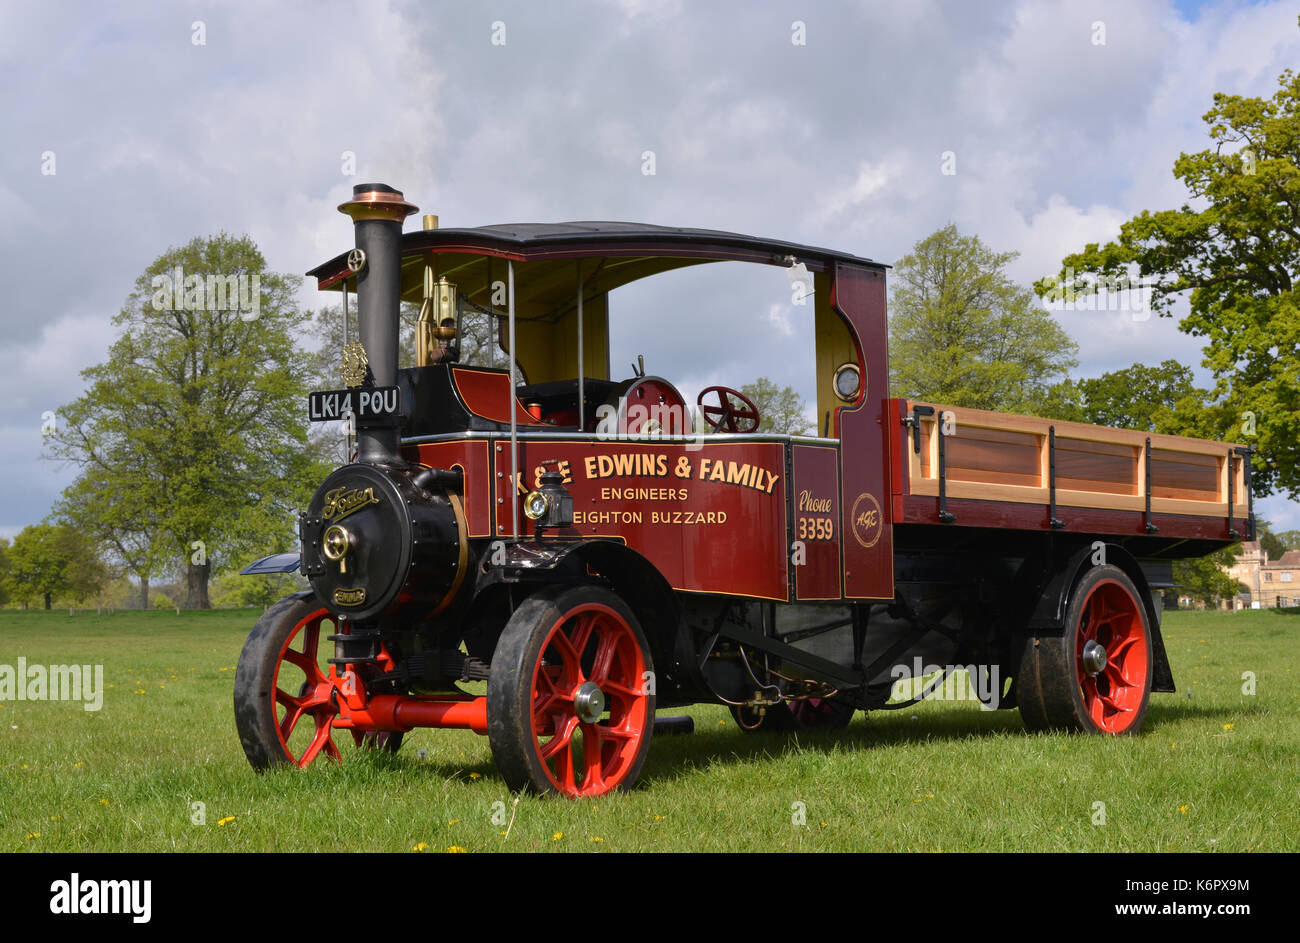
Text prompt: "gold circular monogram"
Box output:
[[850, 492, 883, 549]]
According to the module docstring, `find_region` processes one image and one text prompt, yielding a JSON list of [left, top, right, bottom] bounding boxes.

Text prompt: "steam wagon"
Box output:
[[234, 183, 1253, 797]]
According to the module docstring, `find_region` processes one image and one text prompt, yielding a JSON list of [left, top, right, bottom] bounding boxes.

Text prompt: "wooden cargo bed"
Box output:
[[893, 400, 1251, 543]]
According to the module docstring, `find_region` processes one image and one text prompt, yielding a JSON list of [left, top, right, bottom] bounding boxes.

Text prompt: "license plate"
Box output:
[[308, 386, 401, 425]]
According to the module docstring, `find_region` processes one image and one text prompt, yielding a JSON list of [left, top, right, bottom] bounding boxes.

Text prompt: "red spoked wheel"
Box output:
[[1016, 564, 1153, 735], [731, 696, 854, 732], [234, 592, 402, 770], [488, 585, 655, 797], [788, 696, 855, 729], [697, 386, 761, 433], [1074, 579, 1150, 732]]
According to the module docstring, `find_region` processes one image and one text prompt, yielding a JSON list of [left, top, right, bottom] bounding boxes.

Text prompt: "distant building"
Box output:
[[1222, 541, 1300, 609]]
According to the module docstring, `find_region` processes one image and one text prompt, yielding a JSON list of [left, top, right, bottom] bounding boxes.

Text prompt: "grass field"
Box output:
[[1, 606, 1296, 852]]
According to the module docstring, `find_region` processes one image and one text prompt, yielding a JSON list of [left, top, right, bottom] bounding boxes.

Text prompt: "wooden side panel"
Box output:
[[946, 426, 1041, 487], [900, 400, 1248, 538], [1151, 447, 1220, 500], [1056, 437, 1138, 495]]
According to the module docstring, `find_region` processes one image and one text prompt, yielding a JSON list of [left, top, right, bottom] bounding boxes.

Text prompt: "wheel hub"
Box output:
[[1081, 640, 1108, 676], [573, 681, 606, 724]]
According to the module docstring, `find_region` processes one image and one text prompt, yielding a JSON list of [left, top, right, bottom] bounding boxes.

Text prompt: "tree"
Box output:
[[5, 524, 106, 610], [1276, 529, 1300, 551], [48, 234, 328, 609], [739, 378, 813, 435], [53, 461, 170, 610], [1037, 48, 1300, 498], [0, 538, 10, 608], [1256, 519, 1288, 562], [1169, 546, 1242, 608], [889, 225, 1078, 413], [1036, 360, 1201, 430]]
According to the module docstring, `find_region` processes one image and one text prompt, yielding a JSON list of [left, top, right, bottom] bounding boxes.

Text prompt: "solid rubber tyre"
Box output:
[[487, 584, 655, 797]]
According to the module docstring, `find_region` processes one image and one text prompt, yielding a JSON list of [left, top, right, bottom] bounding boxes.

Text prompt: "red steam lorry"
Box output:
[[234, 183, 1253, 797]]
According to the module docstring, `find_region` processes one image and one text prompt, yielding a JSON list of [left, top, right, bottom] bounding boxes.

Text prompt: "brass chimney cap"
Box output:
[[338, 183, 418, 223]]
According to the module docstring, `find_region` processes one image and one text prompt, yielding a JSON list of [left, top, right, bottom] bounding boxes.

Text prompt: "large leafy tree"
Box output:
[[1276, 529, 1300, 551], [0, 538, 10, 608], [52, 461, 169, 609], [1037, 53, 1300, 498], [5, 524, 106, 610], [48, 234, 328, 609], [1168, 546, 1244, 608], [1037, 360, 1201, 430], [890, 225, 1078, 412], [739, 377, 813, 435]]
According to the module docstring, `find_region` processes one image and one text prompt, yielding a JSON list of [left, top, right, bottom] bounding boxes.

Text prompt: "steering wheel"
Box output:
[[697, 386, 760, 433]]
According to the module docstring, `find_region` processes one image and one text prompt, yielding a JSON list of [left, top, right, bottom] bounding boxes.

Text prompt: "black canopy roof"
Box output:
[[307, 221, 882, 299]]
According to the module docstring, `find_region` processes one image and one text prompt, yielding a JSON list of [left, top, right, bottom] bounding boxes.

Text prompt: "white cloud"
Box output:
[[2, 0, 1298, 536]]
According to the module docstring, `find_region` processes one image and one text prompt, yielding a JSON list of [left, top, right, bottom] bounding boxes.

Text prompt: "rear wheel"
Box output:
[[731, 697, 854, 731], [487, 585, 655, 797], [1016, 564, 1152, 735], [234, 593, 402, 770]]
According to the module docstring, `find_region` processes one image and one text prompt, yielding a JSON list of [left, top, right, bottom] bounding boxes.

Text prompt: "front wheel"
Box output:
[[487, 585, 655, 797], [1016, 564, 1152, 735], [234, 593, 402, 770]]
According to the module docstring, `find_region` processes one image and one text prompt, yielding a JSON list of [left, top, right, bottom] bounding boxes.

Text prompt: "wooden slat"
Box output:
[[1151, 448, 1220, 499], [1056, 437, 1138, 495]]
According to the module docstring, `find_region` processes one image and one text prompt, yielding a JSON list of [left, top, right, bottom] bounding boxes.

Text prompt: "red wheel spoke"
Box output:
[[567, 613, 597, 666], [539, 715, 578, 761], [281, 646, 314, 672], [596, 722, 635, 740], [1086, 690, 1107, 727], [536, 666, 565, 698], [1109, 632, 1139, 662], [298, 717, 335, 767], [549, 628, 582, 674], [602, 679, 639, 701], [587, 627, 621, 685], [581, 723, 606, 792], [279, 702, 307, 741], [1099, 690, 1132, 715], [556, 738, 578, 793]]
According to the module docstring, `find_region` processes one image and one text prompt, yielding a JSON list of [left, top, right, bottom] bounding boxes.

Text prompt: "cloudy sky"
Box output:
[[2, 0, 1297, 542]]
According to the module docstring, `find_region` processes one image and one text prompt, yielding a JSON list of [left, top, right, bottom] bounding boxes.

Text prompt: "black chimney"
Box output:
[[338, 183, 418, 464]]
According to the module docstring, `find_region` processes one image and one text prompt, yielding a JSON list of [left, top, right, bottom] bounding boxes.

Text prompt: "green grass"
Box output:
[[1, 606, 1296, 852]]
